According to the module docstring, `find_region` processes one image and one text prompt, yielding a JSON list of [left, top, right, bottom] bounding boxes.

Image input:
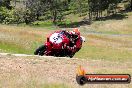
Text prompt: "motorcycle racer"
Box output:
[[34, 28, 85, 58], [66, 28, 82, 55], [47, 28, 83, 53]]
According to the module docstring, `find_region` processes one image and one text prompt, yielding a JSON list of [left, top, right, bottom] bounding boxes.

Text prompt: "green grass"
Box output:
[[32, 21, 56, 29], [0, 40, 45, 55], [41, 83, 70, 88], [0, 75, 70, 88], [18, 82, 70, 88], [0, 41, 33, 54], [0, 12, 132, 61], [17, 20, 73, 30], [81, 12, 132, 35], [0, 23, 132, 61], [9, 21, 57, 30], [75, 45, 132, 61]]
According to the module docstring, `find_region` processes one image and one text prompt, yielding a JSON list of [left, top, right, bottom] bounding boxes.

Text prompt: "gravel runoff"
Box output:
[[0, 53, 131, 88]]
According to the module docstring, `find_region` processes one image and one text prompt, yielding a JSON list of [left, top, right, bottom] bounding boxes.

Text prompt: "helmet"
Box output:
[[71, 28, 80, 39], [72, 28, 80, 36]]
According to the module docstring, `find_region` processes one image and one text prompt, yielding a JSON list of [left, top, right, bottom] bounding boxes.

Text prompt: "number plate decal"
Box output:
[[49, 33, 62, 44]]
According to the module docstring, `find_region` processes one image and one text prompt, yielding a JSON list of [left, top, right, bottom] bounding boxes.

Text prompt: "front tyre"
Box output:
[[68, 53, 75, 58], [34, 45, 46, 56]]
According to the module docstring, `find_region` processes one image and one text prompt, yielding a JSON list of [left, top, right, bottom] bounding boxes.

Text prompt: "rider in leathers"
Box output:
[[47, 28, 82, 57], [66, 28, 82, 56]]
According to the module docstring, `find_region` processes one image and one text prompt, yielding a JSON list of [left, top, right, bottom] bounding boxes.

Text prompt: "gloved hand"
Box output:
[[62, 43, 67, 49], [67, 45, 77, 53]]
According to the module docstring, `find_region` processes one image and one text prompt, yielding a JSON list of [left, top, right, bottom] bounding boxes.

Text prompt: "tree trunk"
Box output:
[[131, 0, 132, 11], [53, 10, 57, 25], [88, 0, 92, 23], [36, 11, 40, 20]]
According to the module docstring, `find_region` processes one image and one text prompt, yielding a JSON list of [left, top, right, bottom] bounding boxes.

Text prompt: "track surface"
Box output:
[[0, 53, 131, 88]]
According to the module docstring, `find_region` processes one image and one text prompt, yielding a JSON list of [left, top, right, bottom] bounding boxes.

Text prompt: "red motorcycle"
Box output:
[[34, 30, 85, 58]]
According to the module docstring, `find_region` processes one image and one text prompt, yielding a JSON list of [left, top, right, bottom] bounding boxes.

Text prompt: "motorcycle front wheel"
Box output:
[[34, 45, 46, 56]]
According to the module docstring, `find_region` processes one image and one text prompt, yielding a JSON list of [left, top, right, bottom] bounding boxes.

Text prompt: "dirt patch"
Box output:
[[0, 54, 131, 88]]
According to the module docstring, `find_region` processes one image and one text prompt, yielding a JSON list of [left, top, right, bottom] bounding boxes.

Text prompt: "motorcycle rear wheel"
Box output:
[[34, 45, 46, 56]]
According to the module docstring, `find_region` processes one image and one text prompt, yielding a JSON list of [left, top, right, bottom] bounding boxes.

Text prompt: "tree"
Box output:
[[48, 0, 69, 24], [88, 0, 123, 21], [22, 0, 49, 24], [130, 0, 132, 10], [0, 0, 12, 9]]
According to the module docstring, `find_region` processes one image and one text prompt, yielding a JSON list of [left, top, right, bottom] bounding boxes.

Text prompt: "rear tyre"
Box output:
[[34, 45, 46, 56]]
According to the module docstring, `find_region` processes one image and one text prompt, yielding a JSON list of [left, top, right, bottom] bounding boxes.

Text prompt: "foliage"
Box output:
[[0, 0, 131, 25], [0, 7, 16, 24], [0, 0, 12, 9]]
